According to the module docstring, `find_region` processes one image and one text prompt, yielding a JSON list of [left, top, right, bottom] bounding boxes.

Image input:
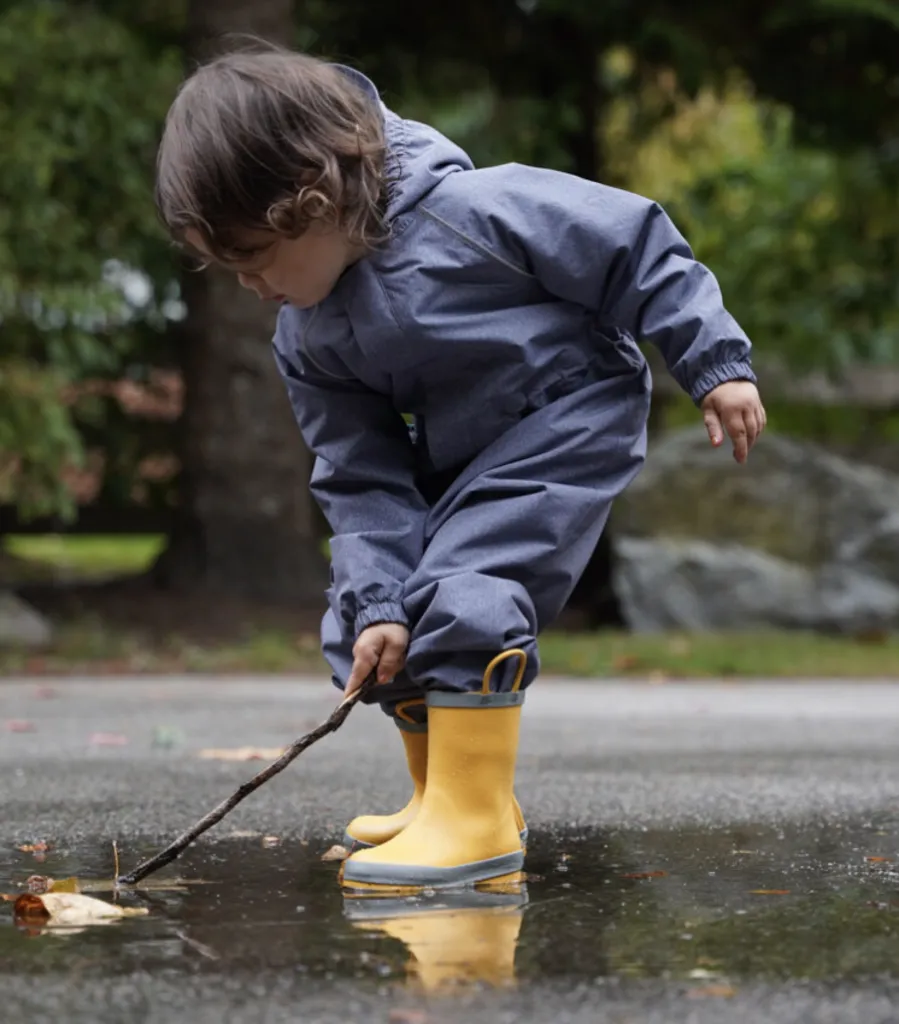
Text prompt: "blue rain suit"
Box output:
[[272, 67, 755, 708]]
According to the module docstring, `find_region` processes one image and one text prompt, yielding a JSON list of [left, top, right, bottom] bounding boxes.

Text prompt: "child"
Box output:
[[156, 46, 766, 892]]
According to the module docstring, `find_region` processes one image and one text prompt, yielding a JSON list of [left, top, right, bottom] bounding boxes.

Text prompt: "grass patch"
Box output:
[[3, 534, 164, 581], [0, 620, 327, 677], [538, 630, 899, 679], [1, 534, 897, 678], [2, 621, 898, 678]]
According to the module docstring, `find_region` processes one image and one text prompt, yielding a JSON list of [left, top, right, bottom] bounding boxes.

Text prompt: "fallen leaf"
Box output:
[[611, 654, 641, 672], [647, 670, 670, 685], [89, 733, 128, 747], [25, 875, 53, 894], [227, 829, 261, 839], [866, 856, 892, 863], [197, 747, 284, 761], [262, 836, 281, 848], [5, 720, 36, 733], [13, 892, 148, 927], [687, 985, 737, 999], [49, 878, 81, 894], [749, 889, 790, 895], [321, 845, 350, 862], [25, 875, 80, 894], [388, 1011, 431, 1024], [622, 871, 667, 880], [18, 842, 50, 854]]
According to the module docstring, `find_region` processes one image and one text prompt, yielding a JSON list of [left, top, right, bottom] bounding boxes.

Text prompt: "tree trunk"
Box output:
[[155, 0, 327, 603]]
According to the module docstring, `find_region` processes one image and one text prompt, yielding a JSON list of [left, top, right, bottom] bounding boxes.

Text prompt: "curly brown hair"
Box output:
[[155, 44, 388, 262]]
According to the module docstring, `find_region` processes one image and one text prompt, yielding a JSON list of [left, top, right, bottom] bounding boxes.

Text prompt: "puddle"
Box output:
[[2, 817, 899, 993]]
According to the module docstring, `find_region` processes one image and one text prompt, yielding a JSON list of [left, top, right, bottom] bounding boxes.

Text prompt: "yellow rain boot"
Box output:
[[340, 649, 528, 892], [343, 701, 428, 850], [345, 890, 527, 994], [343, 700, 529, 852]]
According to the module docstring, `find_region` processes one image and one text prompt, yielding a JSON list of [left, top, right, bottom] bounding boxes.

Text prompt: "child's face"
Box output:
[[185, 223, 363, 309]]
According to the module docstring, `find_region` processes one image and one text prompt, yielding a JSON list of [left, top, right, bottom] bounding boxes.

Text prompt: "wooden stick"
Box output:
[[116, 677, 374, 886]]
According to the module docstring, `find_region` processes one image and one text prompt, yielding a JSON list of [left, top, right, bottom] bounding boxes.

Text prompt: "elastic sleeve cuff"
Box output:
[[355, 600, 409, 638], [689, 361, 757, 405]]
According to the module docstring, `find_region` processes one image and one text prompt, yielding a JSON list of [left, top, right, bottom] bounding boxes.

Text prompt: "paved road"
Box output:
[[3, 677, 899, 1023]]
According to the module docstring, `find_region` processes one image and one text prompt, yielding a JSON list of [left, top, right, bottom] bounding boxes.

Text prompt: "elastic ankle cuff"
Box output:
[[393, 717, 428, 733], [391, 697, 428, 732], [426, 691, 525, 709]]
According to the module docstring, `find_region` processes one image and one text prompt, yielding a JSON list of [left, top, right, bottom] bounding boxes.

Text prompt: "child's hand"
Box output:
[[700, 380, 766, 464], [346, 623, 410, 698]]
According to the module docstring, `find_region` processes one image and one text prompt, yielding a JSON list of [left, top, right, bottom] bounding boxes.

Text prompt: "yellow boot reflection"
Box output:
[[345, 889, 527, 994]]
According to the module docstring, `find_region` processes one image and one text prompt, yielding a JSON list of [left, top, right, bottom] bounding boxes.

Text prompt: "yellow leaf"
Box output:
[[25, 875, 84, 895], [13, 892, 148, 927], [321, 845, 350, 862], [388, 1011, 431, 1024], [198, 747, 285, 761], [48, 878, 80, 894], [688, 985, 737, 998], [18, 842, 50, 854], [749, 889, 790, 895]]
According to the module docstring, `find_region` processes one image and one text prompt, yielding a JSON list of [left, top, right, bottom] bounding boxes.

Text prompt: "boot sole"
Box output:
[[339, 850, 525, 891], [344, 827, 528, 852]]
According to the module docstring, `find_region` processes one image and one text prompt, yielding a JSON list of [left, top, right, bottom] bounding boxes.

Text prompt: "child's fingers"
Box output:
[[703, 407, 724, 448], [377, 639, 406, 684], [346, 640, 381, 698], [724, 409, 749, 464]]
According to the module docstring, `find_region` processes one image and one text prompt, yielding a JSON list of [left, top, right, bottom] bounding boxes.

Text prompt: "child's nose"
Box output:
[[236, 272, 255, 293]]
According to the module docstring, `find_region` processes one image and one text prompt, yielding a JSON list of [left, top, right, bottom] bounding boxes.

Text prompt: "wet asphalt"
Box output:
[[3, 676, 899, 1023]]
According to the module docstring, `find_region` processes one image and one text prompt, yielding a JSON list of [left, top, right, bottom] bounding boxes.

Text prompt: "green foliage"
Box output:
[[678, 147, 899, 372], [607, 74, 899, 372], [0, 1, 180, 519], [0, 360, 83, 517], [2, 0, 898, 525]]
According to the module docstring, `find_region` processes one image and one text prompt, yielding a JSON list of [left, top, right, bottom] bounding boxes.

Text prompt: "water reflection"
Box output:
[[2, 816, 899, 988], [344, 889, 528, 994]]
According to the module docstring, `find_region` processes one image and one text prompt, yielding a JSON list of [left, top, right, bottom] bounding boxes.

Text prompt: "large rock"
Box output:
[[614, 538, 899, 633], [0, 591, 53, 649], [614, 428, 899, 583]]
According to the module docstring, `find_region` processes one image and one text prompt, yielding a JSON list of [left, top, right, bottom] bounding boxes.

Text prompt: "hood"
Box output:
[[335, 64, 474, 221]]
